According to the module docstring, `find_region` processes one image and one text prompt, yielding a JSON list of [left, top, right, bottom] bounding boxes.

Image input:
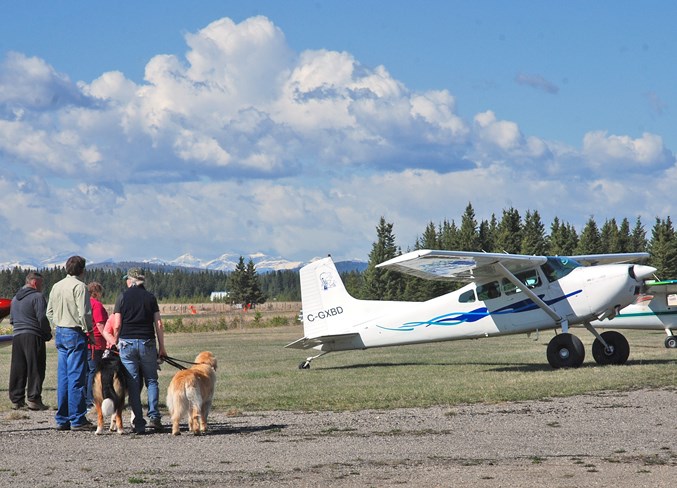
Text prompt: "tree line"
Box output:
[[2, 202, 677, 304], [351, 203, 677, 302], [0, 259, 300, 304]]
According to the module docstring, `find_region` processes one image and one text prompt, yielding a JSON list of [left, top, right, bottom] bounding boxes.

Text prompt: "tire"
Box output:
[[664, 335, 677, 349], [592, 331, 630, 365], [546, 333, 585, 369]]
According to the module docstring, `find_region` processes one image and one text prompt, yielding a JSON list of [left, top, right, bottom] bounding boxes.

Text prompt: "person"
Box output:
[[46, 255, 94, 431], [85, 282, 108, 409], [112, 268, 167, 434], [8, 271, 52, 411]]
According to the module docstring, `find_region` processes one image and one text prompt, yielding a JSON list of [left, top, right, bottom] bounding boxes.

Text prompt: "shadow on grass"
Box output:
[[320, 361, 545, 371]]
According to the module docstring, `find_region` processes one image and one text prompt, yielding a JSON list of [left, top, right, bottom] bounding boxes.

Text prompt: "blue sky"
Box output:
[[1, 1, 676, 266]]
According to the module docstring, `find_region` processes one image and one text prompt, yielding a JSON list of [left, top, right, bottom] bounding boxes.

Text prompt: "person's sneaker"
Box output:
[[56, 423, 70, 431], [149, 418, 164, 431], [11, 401, 26, 410], [27, 400, 50, 411], [71, 420, 95, 431]]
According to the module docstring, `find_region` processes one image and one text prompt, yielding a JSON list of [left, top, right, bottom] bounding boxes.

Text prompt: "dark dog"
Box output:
[[92, 352, 127, 435]]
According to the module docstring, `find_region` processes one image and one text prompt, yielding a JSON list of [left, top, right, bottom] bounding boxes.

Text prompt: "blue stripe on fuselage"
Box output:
[[375, 290, 581, 331]]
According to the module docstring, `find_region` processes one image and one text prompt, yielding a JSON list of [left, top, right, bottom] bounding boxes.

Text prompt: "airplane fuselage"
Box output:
[[317, 261, 643, 352]]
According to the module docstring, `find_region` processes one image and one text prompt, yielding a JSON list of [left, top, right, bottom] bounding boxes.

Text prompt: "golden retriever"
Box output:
[[166, 351, 217, 435]]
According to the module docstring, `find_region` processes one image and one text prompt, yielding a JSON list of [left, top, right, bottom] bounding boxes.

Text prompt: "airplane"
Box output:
[[0, 298, 12, 347], [591, 279, 677, 349], [286, 250, 657, 369]]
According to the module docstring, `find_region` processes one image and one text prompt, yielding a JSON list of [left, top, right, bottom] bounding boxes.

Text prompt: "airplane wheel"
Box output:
[[299, 361, 311, 370], [592, 331, 630, 365], [664, 336, 677, 349], [546, 333, 585, 369]]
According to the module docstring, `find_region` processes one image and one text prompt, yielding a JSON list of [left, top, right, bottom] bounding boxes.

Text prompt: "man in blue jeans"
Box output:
[[112, 268, 167, 434], [46, 255, 93, 431]]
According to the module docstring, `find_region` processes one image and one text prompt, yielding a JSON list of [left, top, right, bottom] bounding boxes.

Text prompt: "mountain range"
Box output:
[[0, 252, 367, 274]]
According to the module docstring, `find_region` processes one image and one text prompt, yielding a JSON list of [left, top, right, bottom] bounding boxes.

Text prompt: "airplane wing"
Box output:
[[376, 250, 547, 282], [644, 279, 677, 294], [568, 252, 649, 266]]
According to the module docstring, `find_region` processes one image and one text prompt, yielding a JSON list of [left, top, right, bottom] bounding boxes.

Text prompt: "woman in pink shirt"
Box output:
[[86, 282, 108, 409]]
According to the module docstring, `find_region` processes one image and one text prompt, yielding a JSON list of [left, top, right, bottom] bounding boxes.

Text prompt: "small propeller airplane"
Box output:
[[591, 279, 677, 349], [0, 298, 12, 347], [286, 250, 657, 369]]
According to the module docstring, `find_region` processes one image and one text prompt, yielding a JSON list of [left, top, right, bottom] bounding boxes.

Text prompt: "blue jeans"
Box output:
[[54, 327, 88, 427], [118, 338, 160, 432], [85, 348, 104, 408]]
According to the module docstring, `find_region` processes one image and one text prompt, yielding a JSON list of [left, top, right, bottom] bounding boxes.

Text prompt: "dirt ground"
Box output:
[[1, 388, 675, 487]]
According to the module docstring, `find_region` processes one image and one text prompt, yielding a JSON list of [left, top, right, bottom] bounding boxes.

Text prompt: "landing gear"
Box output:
[[592, 331, 630, 365], [299, 360, 311, 370], [297, 351, 328, 370], [664, 335, 677, 349], [546, 333, 585, 368]]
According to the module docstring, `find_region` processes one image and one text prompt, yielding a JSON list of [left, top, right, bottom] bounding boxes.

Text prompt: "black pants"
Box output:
[[9, 333, 47, 404]]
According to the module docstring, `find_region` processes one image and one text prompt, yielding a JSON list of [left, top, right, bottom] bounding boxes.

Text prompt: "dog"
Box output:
[[166, 351, 217, 436], [92, 351, 127, 435]]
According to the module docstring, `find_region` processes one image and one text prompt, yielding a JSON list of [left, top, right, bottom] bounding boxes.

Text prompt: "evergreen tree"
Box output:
[[438, 219, 458, 250], [521, 210, 547, 255], [227, 257, 248, 305], [576, 217, 602, 254], [478, 214, 497, 252], [599, 218, 619, 253], [548, 218, 578, 255], [616, 218, 632, 253], [648, 217, 677, 278], [245, 259, 266, 305], [630, 216, 648, 252], [362, 217, 404, 300], [495, 207, 522, 253], [458, 203, 480, 251]]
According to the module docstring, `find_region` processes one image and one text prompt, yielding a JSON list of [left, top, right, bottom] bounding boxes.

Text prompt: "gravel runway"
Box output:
[[1, 388, 676, 487]]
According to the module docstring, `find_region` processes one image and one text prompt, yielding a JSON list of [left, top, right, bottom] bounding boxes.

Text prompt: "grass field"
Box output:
[[1, 326, 676, 413]]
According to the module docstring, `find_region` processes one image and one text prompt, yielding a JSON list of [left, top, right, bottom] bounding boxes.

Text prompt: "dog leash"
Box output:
[[161, 355, 198, 371]]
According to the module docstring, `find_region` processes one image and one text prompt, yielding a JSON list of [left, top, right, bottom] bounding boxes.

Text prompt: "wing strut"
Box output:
[[494, 262, 569, 332]]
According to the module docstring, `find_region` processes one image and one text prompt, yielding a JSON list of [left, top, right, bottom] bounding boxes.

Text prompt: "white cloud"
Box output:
[[582, 131, 674, 172], [0, 16, 676, 264]]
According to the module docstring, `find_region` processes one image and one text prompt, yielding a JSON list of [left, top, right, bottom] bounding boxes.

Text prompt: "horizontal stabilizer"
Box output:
[[285, 333, 363, 351]]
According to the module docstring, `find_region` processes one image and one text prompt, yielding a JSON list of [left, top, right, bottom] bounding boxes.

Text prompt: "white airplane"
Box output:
[[286, 250, 656, 369], [592, 279, 677, 349]]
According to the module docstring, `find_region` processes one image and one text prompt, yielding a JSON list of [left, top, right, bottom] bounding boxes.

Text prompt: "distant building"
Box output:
[[210, 291, 229, 302]]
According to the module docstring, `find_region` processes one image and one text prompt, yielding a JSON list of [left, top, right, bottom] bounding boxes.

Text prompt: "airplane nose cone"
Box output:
[[631, 264, 657, 281]]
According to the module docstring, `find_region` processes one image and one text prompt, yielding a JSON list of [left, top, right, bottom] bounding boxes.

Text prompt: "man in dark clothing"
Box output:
[[9, 271, 52, 410], [112, 268, 167, 434]]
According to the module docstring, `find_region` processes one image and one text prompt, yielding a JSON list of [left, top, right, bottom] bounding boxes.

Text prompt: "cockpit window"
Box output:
[[502, 269, 542, 295], [459, 289, 476, 303], [540, 257, 581, 282], [477, 281, 501, 301]]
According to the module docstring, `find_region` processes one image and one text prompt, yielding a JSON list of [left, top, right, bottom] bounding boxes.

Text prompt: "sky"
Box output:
[[1, 1, 676, 265]]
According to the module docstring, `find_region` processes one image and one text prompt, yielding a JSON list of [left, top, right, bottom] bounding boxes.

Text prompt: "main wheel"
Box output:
[[665, 335, 677, 349], [592, 331, 630, 365], [547, 333, 585, 368]]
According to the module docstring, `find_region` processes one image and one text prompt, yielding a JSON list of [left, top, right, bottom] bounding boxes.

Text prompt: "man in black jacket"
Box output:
[[9, 271, 52, 410]]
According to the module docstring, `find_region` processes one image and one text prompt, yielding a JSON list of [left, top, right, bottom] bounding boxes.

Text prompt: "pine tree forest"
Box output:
[[1, 203, 676, 304]]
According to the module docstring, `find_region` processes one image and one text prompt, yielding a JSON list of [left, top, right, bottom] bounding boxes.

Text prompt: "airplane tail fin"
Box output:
[[299, 256, 362, 339]]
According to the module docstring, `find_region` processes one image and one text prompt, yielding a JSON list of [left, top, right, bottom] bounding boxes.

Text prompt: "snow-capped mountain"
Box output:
[[0, 252, 365, 273]]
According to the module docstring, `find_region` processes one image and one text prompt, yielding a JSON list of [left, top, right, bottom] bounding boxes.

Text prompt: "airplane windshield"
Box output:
[[541, 257, 581, 282]]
